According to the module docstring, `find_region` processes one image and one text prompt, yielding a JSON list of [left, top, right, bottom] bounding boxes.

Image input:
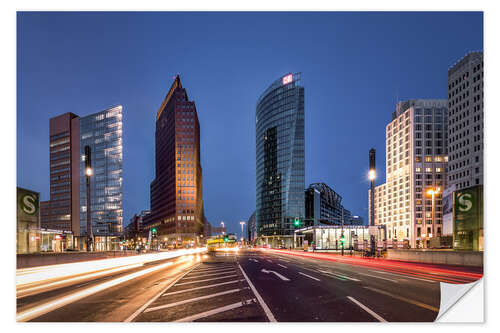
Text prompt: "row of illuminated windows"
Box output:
[[50, 152, 69, 161], [50, 159, 70, 168], [51, 145, 70, 154], [50, 137, 70, 148], [51, 174, 70, 181]]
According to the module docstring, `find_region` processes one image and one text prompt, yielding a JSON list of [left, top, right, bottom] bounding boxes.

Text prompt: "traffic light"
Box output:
[[340, 233, 345, 245], [224, 236, 229, 242], [294, 217, 301, 227], [152, 227, 157, 233]]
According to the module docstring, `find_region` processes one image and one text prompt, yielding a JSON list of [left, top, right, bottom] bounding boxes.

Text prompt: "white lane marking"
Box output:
[[145, 288, 241, 313], [175, 299, 256, 322], [249, 259, 259, 263], [298, 272, 320, 281], [18, 261, 178, 322], [302, 267, 319, 273], [193, 265, 235, 273], [364, 286, 439, 312], [278, 264, 287, 269], [238, 264, 277, 322], [354, 272, 400, 283], [319, 270, 360, 281], [261, 269, 290, 281], [347, 296, 387, 322], [190, 266, 235, 273], [182, 269, 236, 279], [175, 274, 238, 285], [124, 263, 200, 322], [375, 270, 436, 283], [163, 279, 245, 296]]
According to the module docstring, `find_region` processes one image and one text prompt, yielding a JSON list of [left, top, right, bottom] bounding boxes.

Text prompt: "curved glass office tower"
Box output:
[[256, 73, 305, 247]]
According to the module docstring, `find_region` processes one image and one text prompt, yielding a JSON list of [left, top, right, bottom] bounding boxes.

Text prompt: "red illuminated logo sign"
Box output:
[[282, 74, 293, 85]]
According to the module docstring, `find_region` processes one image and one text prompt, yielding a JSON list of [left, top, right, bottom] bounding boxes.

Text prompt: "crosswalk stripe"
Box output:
[[182, 269, 236, 279], [145, 288, 241, 313], [175, 299, 256, 322], [163, 279, 245, 296], [175, 274, 238, 285]]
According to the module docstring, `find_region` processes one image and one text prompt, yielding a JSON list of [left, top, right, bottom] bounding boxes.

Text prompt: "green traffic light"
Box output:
[[152, 228, 157, 233], [294, 218, 300, 227]]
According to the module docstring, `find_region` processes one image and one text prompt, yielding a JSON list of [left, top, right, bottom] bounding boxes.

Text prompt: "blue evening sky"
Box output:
[[17, 12, 483, 235]]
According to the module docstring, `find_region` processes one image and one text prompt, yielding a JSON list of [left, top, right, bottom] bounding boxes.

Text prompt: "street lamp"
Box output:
[[84, 145, 93, 252], [369, 148, 376, 227], [426, 187, 441, 247], [221, 221, 225, 235], [240, 221, 245, 245]]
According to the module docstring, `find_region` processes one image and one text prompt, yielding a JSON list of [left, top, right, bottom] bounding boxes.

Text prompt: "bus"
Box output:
[[207, 234, 238, 252]]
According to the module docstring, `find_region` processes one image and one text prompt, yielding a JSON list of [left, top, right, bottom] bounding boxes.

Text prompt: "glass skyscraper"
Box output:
[[79, 105, 123, 250], [255, 73, 305, 248]]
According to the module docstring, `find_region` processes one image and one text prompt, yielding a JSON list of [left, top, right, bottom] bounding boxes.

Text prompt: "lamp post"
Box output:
[[426, 187, 440, 247], [341, 207, 344, 256], [240, 221, 245, 245], [221, 221, 225, 235], [85, 145, 93, 252], [369, 148, 376, 227]]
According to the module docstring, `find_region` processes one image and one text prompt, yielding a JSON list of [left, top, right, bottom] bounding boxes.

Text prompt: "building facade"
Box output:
[[256, 73, 305, 248], [305, 183, 362, 226], [41, 113, 80, 235], [247, 211, 257, 243], [79, 106, 123, 250], [447, 52, 483, 191], [144, 75, 204, 247], [370, 99, 448, 248]]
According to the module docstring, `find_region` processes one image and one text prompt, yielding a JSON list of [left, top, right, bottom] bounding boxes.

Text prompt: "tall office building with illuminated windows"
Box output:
[[369, 99, 448, 249], [41, 113, 80, 235], [79, 105, 123, 250], [143, 75, 204, 247], [41, 106, 123, 250], [447, 52, 483, 190], [255, 73, 305, 248]]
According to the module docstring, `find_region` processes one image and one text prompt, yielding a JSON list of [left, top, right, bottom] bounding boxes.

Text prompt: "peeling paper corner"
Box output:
[[436, 278, 484, 322]]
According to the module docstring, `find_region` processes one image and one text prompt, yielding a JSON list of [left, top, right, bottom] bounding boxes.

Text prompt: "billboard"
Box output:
[[17, 187, 41, 253], [453, 185, 483, 251], [442, 185, 455, 236]]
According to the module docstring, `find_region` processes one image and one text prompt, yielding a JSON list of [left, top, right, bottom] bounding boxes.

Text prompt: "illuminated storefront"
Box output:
[[294, 225, 386, 250]]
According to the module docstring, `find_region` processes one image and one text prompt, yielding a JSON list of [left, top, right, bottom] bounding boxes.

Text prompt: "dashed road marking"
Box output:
[[347, 296, 387, 322], [298, 272, 320, 281], [278, 264, 287, 269]]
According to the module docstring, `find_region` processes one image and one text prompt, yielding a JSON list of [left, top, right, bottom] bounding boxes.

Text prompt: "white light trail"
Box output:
[[17, 261, 174, 322]]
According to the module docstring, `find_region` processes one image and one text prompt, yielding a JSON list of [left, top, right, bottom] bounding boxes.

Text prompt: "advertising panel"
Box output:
[[17, 187, 41, 254], [453, 185, 483, 251]]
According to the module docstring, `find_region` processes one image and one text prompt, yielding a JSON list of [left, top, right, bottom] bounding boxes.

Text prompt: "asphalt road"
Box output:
[[17, 248, 483, 322]]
